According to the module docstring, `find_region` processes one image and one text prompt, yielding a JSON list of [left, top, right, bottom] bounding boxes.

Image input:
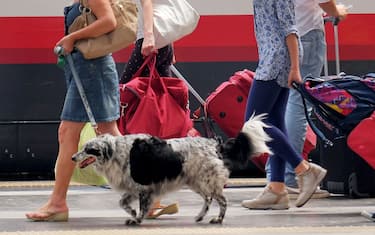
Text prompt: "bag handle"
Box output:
[[145, 55, 169, 93], [131, 54, 157, 79], [80, 0, 89, 8], [292, 82, 333, 147]]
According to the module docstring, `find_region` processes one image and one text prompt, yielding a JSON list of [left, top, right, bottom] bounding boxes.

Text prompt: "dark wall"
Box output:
[[0, 60, 373, 179]]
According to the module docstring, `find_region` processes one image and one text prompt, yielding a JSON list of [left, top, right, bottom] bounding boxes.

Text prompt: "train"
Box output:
[[0, 0, 374, 178]]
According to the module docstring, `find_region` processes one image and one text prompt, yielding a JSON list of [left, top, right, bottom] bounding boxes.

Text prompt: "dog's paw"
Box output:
[[195, 216, 204, 223], [209, 217, 223, 224], [125, 218, 140, 226]]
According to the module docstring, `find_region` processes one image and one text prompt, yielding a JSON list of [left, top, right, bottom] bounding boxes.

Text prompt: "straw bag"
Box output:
[[68, 0, 138, 59], [153, 0, 200, 49]]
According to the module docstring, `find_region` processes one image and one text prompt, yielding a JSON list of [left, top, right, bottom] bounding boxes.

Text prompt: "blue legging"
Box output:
[[245, 79, 303, 182]]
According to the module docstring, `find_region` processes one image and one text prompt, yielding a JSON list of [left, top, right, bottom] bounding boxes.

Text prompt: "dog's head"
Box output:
[[72, 134, 115, 168]]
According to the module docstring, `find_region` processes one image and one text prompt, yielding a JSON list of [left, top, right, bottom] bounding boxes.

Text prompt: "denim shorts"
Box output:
[[61, 51, 120, 123]]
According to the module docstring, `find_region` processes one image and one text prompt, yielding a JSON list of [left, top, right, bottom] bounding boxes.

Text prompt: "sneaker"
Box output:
[[361, 210, 375, 222], [295, 163, 327, 207], [241, 185, 290, 210], [286, 186, 330, 200]]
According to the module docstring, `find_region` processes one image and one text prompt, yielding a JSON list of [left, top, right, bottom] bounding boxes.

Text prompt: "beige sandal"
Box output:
[[146, 203, 179, 219], [26, 210, 69, 222]]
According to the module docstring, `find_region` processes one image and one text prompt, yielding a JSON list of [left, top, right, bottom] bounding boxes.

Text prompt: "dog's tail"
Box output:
[[220, 113, 273, 170]]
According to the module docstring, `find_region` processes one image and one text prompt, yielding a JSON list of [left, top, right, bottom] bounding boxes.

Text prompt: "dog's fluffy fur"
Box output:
[[72, 114, 272, 225]]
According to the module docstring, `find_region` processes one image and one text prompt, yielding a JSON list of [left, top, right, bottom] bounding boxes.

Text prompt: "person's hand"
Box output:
[[55, 35, 75, 54], [288, 67, 302, 88], [336, 4, 348, 21], [141, 32, 157, 56]]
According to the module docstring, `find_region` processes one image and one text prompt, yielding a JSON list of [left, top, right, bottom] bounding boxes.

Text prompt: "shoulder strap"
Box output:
[[80, 0, 89, 8]]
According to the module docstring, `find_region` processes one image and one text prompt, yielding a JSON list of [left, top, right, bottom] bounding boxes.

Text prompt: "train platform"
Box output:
[[0, 179, 375, 235]]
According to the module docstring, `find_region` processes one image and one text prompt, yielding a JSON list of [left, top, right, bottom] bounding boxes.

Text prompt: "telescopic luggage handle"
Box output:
[[54, 46, 99, 134], [323, 16, 341, 77], [170, 65, 217, 139], [292, 81, 334, 147], [323, 4, 352, 77]]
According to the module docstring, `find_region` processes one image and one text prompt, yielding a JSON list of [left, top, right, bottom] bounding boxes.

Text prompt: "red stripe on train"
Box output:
[[0, 14, 374, 64]]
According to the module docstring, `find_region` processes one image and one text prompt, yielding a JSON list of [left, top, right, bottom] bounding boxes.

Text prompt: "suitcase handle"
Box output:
[[292, 82, 334, 147]]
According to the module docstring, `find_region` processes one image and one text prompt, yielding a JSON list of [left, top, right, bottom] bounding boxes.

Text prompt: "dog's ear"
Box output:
[[85, 143, 101, 157], [103, 141, 114, 160], [219, 138, 236, 156], [220, 133, 252, 170], [85, 139, 113, 160]]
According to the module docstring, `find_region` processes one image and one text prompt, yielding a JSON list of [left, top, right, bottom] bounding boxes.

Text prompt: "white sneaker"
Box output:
[[295, 163, 327, 207], [242, 185, 290, 210]]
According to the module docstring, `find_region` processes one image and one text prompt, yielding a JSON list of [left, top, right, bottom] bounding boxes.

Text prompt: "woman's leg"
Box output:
[[25, 121, 85, 220], [245, 80, 306, 187], [97, 120, 122, 136], [120, 39, 144, 84]]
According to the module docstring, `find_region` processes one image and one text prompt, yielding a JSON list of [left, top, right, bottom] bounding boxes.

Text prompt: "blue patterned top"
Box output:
[[253, 0, 301, 88]]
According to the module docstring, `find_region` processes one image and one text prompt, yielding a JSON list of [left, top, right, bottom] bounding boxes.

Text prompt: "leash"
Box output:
[[54, 46, 100, 135]]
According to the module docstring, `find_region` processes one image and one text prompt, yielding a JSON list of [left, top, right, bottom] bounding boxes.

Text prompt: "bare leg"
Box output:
[[294, 159, 310, 175], [25, 120, 121, 221], [25, 121, 85, 220], [268, 182, 286, 193]]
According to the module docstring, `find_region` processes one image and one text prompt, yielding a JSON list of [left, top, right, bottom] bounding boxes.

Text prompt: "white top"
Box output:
[[295, 0, 330, 36], [134, 0, 145, 39]]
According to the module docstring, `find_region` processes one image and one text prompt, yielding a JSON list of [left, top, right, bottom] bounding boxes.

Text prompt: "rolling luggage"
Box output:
[[300, 16, 375, 197], [204, 69, 254, 138], [312, 17, 375, 198], [294, 74, 375, 197]]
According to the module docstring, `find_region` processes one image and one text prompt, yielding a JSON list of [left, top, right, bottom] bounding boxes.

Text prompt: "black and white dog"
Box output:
[[72, 114, 272, 225]]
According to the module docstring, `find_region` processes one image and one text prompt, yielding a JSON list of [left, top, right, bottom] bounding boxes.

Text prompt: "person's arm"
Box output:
[[140, 0, 157, 56], [56, 0, 117, 53], [274, 0, 302, 87], [286, 33, 302, 88], [319, 0, 348, 20]]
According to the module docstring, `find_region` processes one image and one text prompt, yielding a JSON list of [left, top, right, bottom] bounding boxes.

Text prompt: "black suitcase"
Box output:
[[312, 111, 375, 198]]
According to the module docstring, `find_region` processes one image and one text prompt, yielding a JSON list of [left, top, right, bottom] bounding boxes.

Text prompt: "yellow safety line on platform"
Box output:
[[227, 178, 267, 186], [0, 178, 267, 188], [0, 181, 84, 188], [0, 226, 375, 235]]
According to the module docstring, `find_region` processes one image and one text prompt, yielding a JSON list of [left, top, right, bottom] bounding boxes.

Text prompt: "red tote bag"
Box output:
[[118, 55, 192, 139]]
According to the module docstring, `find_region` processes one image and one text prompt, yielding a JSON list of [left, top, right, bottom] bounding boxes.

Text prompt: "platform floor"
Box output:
[[0, 179, 374, 235]]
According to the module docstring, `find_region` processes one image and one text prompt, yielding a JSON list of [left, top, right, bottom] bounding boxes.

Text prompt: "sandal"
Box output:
[[26, 210, 69, 222], [146, 203, 179, 219]]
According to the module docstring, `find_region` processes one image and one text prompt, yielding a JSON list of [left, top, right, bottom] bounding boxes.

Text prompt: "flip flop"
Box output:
[[26, 211, 69, 222], [146, 203, 179, 219]]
